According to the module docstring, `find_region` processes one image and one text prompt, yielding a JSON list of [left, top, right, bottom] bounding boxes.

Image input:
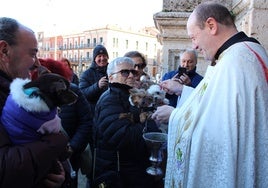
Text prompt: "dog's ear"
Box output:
[[30, 66, 51, 80], [37, 66, 51, 76], [23, 79, 40, 89]]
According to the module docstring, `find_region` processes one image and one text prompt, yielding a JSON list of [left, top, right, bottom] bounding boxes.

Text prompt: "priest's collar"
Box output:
[[214, 32, 260, 60]]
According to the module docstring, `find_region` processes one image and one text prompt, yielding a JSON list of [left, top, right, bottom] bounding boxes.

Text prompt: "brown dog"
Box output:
[[119, 85, 169, 123], [119, 88, 154, 123]]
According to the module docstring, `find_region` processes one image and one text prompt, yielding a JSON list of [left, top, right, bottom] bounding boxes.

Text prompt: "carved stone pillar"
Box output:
[[154, 11, 191, 76]]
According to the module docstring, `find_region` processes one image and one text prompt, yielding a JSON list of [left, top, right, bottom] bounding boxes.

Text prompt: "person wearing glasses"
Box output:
[[124, 51, 150, 88], [92, 57, 162, 188]]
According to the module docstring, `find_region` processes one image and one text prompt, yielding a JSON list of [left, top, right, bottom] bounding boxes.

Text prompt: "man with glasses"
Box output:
[[92, 57, 162, 188]]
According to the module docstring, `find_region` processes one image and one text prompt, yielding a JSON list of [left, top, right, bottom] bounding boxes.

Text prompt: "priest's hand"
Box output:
[[160, 79, 183, 96], [152, 105, 174, 124]]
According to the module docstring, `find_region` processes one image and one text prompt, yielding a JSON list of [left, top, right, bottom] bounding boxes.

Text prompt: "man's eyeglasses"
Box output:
[[134, 63, 145, 69], [111, 69, 139, 77]]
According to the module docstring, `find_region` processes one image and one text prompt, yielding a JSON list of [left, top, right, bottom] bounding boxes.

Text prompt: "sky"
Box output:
[[1, 0, 163, 35]]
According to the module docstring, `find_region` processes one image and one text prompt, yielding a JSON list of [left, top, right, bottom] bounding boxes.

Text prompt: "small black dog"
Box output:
[[1, 70, 78, 176], [23, 72, 78, 110]]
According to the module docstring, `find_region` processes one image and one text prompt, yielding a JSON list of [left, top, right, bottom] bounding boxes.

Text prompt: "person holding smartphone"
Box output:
[[161, 49, 203, 107], [79, 45, 109, 113]]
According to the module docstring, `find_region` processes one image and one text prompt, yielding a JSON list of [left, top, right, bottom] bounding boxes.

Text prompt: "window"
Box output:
[[87, 39, 90, 47], [93, 38, 97, 46], [125, 40, 129, 49]]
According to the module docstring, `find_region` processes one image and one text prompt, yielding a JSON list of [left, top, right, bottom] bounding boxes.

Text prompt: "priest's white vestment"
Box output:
[[165, 41, 268, 188]]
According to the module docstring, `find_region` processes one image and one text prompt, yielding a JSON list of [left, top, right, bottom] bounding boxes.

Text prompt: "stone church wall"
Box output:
[[154, 0, 268, 77]]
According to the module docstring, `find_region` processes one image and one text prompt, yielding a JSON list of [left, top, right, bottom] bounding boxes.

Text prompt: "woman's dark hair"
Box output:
[[0, 17, 20, 46], [124, 51, 147, 69]]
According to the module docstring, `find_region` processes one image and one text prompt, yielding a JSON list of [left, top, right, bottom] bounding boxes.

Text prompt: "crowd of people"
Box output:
[[0, 1, 267, 188]]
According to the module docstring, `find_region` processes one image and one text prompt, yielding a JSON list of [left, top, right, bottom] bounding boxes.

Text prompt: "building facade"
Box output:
[[37, 25, 162, 78]]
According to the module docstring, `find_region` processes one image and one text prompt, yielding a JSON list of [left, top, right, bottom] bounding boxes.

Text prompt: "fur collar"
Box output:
[[10, 78, 50, 112]]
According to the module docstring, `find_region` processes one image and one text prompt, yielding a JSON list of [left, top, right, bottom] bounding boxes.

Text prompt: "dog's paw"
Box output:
[[119, 113, 136, 123], [140, 112, 151, 123]]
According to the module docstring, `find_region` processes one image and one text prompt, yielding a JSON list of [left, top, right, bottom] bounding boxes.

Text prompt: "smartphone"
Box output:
[[176, 67, 187, 78]]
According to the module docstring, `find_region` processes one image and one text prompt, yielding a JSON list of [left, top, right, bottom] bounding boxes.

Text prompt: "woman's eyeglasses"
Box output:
[[111, 69, 139, 77], [134, 63, 145, 69]]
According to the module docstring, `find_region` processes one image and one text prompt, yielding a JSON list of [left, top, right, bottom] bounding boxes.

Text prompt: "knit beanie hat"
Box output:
[[93, 45, 109, 61]]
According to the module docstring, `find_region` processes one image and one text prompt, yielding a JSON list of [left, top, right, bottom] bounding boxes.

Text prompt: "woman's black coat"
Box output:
[[93, 83, 161, 188]]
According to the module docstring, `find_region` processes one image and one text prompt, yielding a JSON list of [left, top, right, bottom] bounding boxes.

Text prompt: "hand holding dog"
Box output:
[[43, 161, 65, 188]]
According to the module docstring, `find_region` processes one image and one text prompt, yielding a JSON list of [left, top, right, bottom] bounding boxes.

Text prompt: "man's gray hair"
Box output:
[[107, 56, 135, 76], [180, 49, 198, 61]]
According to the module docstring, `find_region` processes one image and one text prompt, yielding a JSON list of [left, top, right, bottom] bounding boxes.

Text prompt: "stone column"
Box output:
[[233, 0, 268, 50], [154, 11, 191, 76]]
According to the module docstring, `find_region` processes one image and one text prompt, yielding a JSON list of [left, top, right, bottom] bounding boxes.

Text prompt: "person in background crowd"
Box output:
[[0, 17, 67, 188], [38, 58, 93, 188], [79, 44, 109, 113], [161, 49, 203, 107], [124, 50, 149, 88], [152, 2, 268, 187], [61, 58, 79, 85], [92, 57, 162, 188]]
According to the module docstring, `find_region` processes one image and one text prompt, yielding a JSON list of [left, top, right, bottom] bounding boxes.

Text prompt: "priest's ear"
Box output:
[[205, 17, 218, 35]]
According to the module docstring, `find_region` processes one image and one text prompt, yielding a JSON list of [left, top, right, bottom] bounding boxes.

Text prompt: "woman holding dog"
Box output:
[[92, 57, 163, 188]]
